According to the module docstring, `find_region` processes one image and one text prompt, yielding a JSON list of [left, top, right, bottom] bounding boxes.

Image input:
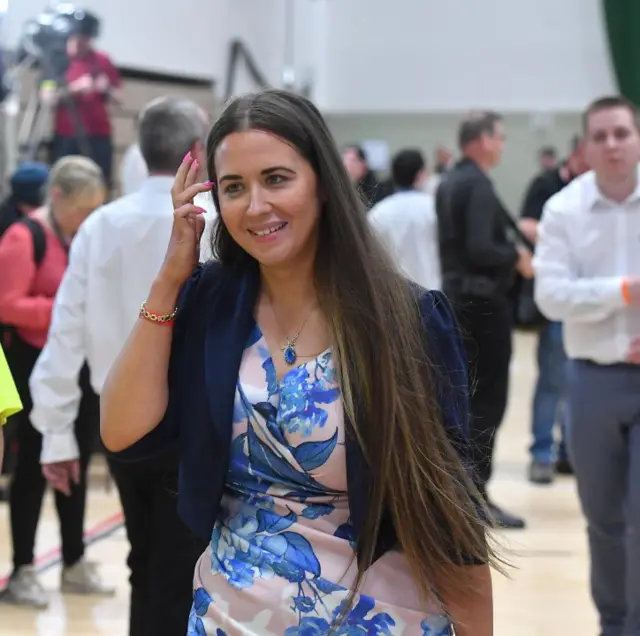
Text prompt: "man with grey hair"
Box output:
[[119, 98, 216, 254], [28, 96, 213, 635]]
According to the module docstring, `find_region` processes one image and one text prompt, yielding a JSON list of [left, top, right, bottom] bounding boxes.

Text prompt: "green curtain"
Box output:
[[602, 0, 640, 106]]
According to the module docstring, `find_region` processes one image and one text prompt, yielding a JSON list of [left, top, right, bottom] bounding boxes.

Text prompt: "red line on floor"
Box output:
[[0, 512, 124, 589]]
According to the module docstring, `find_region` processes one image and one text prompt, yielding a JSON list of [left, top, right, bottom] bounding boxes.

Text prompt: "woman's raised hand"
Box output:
[[160, 153, 213, 286]]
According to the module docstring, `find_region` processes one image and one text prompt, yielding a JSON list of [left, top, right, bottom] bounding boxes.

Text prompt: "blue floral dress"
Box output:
[[189, 324, 454, 635]]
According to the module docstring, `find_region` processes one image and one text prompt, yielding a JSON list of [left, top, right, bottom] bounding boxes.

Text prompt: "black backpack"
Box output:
[[0, 217, 47, 350], [12, 218, 47, 265]]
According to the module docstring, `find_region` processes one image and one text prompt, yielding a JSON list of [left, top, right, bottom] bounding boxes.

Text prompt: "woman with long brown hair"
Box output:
[[101, 90, 498, 635]]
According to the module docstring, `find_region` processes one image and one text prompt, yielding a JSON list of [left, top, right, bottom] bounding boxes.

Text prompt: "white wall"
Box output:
[[5, 0, 618, 112], [322, 0, 617, 113], [3, 0, 320, 90], [215, 0, 328, 100], [4, 0, 217, 78]]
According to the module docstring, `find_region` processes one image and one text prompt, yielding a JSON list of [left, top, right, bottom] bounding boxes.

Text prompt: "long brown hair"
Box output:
[[205, 90, 502, 625]]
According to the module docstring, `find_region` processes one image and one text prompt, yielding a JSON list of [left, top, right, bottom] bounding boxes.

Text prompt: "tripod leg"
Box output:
[[22, 102, 45, 163], [17, 89, 40, 160], [29, 100, 54, 162], [17, 84, 54, 164], [0, 95, 20, 188]]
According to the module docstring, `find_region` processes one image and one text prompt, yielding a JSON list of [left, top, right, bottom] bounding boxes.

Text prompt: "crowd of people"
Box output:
[[0, 14, 638, 636], [351, 115, 585, 533]]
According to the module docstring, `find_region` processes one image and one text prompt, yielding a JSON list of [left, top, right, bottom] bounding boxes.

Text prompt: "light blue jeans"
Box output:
[[529, 321, 567, 464]]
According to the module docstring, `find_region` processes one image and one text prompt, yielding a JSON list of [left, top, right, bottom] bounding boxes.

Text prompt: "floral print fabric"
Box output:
[[189, 325, 453, 635]]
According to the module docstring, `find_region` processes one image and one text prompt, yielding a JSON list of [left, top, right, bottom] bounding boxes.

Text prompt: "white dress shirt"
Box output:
[[118, 143, 149, 196], [533, 168, 640, 364], [369, 189, 441, 290], [29, 176, 217, 463]]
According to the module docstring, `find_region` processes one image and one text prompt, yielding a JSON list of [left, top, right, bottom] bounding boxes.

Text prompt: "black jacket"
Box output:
[[435, 158, 519, 298], [521, 165, 571, 222]]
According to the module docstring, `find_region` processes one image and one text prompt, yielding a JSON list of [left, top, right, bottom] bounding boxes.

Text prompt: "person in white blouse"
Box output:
[[28, 96, 215, 636], [369, 148, 441, 290], [534, 95, 640, 636]]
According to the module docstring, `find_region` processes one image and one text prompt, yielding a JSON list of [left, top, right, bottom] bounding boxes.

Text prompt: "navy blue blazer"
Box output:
[[111, 261, 473, 565]]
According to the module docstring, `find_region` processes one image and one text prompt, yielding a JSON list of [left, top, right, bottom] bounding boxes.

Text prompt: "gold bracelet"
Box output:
[[139, 301, 178, 325]]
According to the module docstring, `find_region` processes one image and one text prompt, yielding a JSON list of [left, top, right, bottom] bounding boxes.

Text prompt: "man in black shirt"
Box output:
[[436, 112, 533, 529], [537, 145, 558, 173], [521, 138, 585, 235], [520, 137, 588, 484]]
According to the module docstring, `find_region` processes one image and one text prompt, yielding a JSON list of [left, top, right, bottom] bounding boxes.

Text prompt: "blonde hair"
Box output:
[[47, 155, 105, 203]]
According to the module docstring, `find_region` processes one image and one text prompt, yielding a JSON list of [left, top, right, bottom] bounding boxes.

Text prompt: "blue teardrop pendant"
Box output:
[[283, 344, 297, 365]]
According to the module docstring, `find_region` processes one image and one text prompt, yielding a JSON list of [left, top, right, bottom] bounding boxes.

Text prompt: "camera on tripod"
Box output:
[[18, 4, 100, 86], [3, 3, 101, 172]]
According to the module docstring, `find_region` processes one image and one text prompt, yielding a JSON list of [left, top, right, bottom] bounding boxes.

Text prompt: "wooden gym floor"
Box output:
[[0, 331, 597, 635]]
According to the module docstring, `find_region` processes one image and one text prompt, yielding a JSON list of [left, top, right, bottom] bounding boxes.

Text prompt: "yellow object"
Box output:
[[0, 345, 22, 425]]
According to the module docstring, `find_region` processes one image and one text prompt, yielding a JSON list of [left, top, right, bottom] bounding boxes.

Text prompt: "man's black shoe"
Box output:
[[486, 502, 526, 529]]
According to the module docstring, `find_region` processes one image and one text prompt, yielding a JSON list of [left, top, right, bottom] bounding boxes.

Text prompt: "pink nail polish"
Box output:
[[204, 180, 215, 188], [183, 152, 192, 163]]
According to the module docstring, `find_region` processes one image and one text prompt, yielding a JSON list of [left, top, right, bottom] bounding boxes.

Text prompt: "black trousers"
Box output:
[[449, 294, 513, 497], [6, 337, 99, 569], [107, 455, 206, 636], [51, 134, 113, 188]]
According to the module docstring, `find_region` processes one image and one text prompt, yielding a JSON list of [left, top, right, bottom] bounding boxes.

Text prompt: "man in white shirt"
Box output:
[[118, 110, 150, 197], [534, 95, 640, 636], [29, 96, 215, 636], [369, 148, 441, 290], [119, 142, 149, 197]]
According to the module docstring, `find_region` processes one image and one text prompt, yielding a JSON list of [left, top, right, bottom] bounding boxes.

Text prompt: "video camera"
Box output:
[[2, 3, 101, 176], [17, 3, 100, 85]]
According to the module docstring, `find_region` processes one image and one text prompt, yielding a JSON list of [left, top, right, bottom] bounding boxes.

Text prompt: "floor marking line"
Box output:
[[0, 512, 125, 589]]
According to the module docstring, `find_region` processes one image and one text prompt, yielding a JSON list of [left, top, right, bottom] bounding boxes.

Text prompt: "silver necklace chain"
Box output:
[[269, 303, 316, 365]]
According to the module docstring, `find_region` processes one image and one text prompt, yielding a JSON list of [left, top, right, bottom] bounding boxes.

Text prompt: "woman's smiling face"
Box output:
[[214, 129, 322, 268]]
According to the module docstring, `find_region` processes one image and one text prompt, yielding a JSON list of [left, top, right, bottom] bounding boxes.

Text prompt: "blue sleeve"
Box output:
[[419, 289, 471, 467], [106, 266, 204, 463], [420, 290, 488, 564]]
